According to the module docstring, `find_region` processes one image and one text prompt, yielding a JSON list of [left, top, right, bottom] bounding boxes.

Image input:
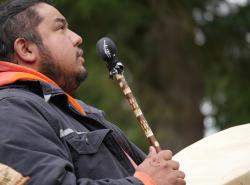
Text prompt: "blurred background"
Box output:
[[53, 0, 250, 153]]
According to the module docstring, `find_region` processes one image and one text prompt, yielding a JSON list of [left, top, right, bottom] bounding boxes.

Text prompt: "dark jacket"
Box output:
[[0, 80, 146, 185]]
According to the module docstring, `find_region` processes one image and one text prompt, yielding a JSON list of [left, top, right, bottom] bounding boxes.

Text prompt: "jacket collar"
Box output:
[[0, 61, 85, 115]]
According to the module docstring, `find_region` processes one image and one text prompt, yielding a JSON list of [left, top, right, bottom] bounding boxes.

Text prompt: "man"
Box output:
[[0, 0, 186, 185]]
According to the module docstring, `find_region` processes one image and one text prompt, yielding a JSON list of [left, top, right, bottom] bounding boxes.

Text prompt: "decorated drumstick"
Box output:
[[96, 37, 161, 152], [0, 163, 29, 185]]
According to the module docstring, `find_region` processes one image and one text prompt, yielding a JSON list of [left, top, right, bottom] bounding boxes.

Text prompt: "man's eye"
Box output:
[[56, 24, 65, 30], [59, 25, 64, 30]]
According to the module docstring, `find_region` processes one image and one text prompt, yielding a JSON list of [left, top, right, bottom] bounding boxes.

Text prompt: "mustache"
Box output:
[[76, 48, 84, 58]]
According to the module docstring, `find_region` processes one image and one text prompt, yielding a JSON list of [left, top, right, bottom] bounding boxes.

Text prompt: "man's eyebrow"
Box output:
[[54, 17, 69, 27]]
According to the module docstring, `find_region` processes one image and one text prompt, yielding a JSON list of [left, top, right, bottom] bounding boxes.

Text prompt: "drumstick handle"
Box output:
[[114, 74, 161, 153]]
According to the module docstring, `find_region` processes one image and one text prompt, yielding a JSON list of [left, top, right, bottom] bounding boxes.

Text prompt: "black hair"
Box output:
[[0, 0, 52, 62]]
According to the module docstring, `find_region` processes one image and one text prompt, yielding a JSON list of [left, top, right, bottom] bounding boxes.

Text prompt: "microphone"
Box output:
[[96, 37, 124, 77], [96, 37, 117, 62]]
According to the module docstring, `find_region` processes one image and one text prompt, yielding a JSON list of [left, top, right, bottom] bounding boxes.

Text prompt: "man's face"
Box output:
[[34, 3, 87, 94]]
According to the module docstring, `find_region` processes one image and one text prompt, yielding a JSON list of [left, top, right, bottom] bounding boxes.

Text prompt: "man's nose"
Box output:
[[69, 30, 83, 46]]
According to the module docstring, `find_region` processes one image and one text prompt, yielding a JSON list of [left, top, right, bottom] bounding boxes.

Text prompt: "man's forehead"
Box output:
[[35, 2, 66, 23]]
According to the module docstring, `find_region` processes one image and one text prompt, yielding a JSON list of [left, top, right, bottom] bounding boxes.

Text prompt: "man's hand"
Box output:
[[135, 147, 186, 185]]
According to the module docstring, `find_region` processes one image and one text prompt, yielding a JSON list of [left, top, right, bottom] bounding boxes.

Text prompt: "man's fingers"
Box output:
[[176, 170, 185, 179], [164, 160, 180, 170], [170, 170, 186, 185], [147, 149, 173, 161], [157, 150, 172, 160], [176, 178, 186, 185]]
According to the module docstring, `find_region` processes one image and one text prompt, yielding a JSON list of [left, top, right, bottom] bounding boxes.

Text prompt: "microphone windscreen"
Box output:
[[96, 37, 117, 62]]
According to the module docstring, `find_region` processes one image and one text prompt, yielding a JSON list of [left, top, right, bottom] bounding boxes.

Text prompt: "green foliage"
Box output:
[[200, 2, 250, 128]]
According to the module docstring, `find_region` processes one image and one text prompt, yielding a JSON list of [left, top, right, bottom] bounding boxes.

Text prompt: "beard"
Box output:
[[37, 44, 87, 94]]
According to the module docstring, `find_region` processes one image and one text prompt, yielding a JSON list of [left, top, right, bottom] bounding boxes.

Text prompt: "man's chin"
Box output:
[[76, 70, 88, 85], [81, 71, 88, 83]]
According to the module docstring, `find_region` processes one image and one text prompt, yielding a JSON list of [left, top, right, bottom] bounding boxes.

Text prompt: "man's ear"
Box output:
[[14, 38, 38, 64]]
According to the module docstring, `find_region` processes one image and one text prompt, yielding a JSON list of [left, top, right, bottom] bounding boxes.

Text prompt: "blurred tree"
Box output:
[[199, 1, 250, 129]]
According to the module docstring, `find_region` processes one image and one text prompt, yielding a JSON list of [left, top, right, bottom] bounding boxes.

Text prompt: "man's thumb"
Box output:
[[147, 146, 156, 157]]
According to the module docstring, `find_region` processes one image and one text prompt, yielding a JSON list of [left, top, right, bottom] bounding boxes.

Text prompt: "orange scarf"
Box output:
[[0, 61, 85, 115]]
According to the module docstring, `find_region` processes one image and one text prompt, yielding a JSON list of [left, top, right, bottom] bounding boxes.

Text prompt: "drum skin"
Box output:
[[173, 123, 250, 185]]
